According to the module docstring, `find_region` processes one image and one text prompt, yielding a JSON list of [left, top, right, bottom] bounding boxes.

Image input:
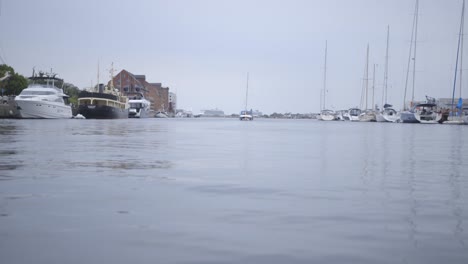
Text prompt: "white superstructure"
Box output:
[[128, 92, 151, 118]]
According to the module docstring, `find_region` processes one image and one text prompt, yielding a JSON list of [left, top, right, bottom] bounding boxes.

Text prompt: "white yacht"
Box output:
[[127, 92, 151, 118], [15, 71, 72, 119]]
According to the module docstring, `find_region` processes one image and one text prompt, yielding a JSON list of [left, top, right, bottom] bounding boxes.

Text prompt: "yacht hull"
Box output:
[[128, 108, 150, 118], [15, 100, 72, 119]]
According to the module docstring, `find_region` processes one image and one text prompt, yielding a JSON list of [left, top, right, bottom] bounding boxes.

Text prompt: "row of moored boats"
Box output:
[[13, 71, 167, 119], [318, 97, 468, 124]]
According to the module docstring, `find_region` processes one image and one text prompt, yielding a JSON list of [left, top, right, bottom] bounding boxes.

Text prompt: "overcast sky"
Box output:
[[0, 0, 465, 114]]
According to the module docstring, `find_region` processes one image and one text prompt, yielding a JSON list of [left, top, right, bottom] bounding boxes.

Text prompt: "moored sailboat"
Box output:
[[358, 44, 377, 122], [376, 26, 398, 122], [445, 0, 467, 125], [240, 72, 253, 121], [319, 41, 336, 121], [376, 104, 399, 122], [413, 96, 443, 123], [398, 0, 420, 123]]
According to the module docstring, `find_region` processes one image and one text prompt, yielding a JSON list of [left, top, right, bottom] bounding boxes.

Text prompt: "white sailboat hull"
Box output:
[[376, 113, 386, 122], [359, 112, 376, 122], [319, 110, 336, 121], [398, 111, 419, 123], [376, 108, 399, 122], [240, 114, 253, 121], [414, 112, 442, 124], [320, 114, 335, 121]]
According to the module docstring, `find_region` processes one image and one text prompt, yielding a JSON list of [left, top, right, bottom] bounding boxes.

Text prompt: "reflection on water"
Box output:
[[0, 119, 467, 263], [449, 127, 465, 247]]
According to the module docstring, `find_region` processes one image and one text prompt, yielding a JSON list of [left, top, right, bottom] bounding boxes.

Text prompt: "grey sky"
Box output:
[[0, 0, 464, 114]]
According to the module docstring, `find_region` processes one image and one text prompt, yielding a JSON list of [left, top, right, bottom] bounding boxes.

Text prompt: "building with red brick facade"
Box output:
[[113, 70, 170, 113]]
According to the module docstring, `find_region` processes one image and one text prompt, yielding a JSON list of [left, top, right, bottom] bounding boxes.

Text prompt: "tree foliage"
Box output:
[[0, 64, 28, 95], [63, 83, 80, 105]]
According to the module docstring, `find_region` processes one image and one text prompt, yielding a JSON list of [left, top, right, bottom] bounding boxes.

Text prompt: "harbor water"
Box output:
[[0, 118, 467, 264]]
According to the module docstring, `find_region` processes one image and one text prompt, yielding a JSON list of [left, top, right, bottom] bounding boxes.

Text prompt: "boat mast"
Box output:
[[411, 0, 419, 104], [460, 0, 465, 100], [365, 44, 369, 110], [245, 72, 249, 111], [451, 0, 465, 114], [97, 60, 100, 93], [372, 64, 376, 110], [403, 0, 419, 110], [109, 62, 115, 90], [323, 40, 328, 110], [383, 25, 390, 106]]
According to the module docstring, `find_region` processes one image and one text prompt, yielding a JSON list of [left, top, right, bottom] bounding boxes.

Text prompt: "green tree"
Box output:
[[0, 64, 28, 95], [63, 82, 80, 105]]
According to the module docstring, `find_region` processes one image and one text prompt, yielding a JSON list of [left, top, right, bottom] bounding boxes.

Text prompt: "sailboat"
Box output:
[[376, 26, 399, 122], [359, 44, 377, 122], [239, 72, 253, 121], [399, 0, 420, 123], [413, 96, 443, 123], [319, 41, 336, 121], [445, 0, 467, 125]]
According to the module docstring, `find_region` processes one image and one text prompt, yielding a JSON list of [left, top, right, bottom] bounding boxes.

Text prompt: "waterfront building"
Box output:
[[113, 70, 170, 113]]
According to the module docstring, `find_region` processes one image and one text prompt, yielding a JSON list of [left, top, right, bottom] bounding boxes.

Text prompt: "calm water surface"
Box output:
[[0, 118, 467, 263]]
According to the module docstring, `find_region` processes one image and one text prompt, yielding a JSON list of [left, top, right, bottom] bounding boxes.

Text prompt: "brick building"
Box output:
[[113, 70, 170, 113]]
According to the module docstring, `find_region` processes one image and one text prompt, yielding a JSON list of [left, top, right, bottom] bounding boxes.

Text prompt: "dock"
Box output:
[[0, 97, 20, 118]]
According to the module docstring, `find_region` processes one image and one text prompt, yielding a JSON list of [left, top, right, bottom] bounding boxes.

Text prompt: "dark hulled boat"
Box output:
[[77, 90, 128, 119]]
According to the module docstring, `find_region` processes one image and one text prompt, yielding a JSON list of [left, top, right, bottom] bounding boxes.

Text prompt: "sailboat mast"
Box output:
[[365, 44, 369, 110], [97, 60, 100, 92], [451, 0, 465, 113], [323, 40, 328, 110], [372, 64, 376, 110], [403, 0, 418, 110], [384, 25, 390, 105], [245, 72, 249, 111], [411, 0, 419, 104], [460, 0, 465, 99]]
